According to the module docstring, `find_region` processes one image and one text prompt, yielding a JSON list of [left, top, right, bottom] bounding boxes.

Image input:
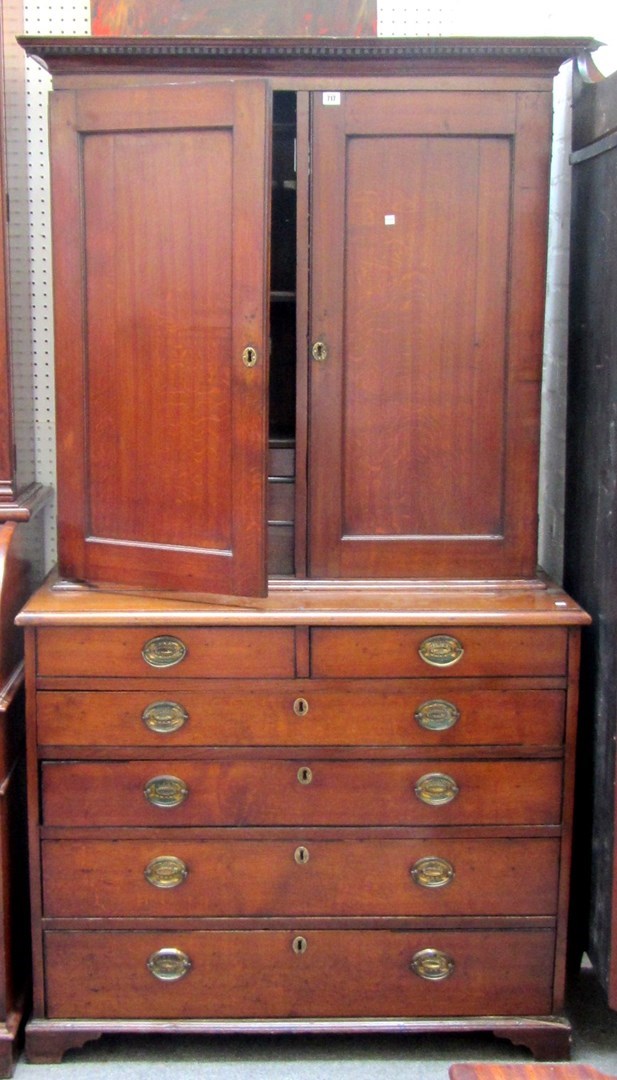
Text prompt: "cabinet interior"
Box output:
[[268, 91, 298, 579]]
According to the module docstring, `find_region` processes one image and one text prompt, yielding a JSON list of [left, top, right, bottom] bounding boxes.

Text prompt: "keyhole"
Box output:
[[297, 766, 313, 785], [294, 846, 310, 865], [292, 936, 308, 954], [242, 346, 258, 368], [293, 697, 309, 717], [311, 341, 328, 362]]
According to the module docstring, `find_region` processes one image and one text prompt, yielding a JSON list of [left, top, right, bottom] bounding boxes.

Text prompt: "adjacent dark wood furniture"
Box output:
[[565, 60, 617, 1003], [17, 35, 594, 1064]]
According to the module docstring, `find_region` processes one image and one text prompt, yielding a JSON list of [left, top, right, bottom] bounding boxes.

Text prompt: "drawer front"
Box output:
[[41, 759, 563, 827], [35, 627, 296, 679], [35, 687, 565, 748], [311, 627, 568, 678], [44, 928, 555, 1019], [42, 837, 560, 918]]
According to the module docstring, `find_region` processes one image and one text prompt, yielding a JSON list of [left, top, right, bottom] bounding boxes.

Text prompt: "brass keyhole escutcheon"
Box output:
[[297, 766, 313, 785], [311, 340, 328, 362], [242, 346, 258, 368], [294, 846, 310, 865], [292, 936, 308, 955], [293, 697, 309, 717]]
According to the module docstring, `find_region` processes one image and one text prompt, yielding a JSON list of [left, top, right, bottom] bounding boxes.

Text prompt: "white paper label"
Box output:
[[322, 92, 341, 106], [385, 214, 396, 226]]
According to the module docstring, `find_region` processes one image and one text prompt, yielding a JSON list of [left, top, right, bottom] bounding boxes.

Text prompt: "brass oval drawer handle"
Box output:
[[144, 855, 189, 889], [297, 766, 313, 785], [410, 856, 455, 889], [144, 775, 189, 808], [418, 635, 464, 668], [142, 635, 187, 669], [147, 947, 192, 982], [410, 948, 454, 981], [414, 772, 459, 806], [142, 701, 189, 734], [292, 935, 308, 955], [415, 699, 460, 732], [293, 697, 309, 717]]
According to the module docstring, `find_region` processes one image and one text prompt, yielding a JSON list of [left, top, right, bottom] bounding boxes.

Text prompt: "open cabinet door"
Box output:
[[51, 80, 271, 597]]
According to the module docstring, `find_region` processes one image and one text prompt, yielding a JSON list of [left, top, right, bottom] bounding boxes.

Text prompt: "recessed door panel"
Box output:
[[51, 81, 271, 596], [309, 90, 551, 579]]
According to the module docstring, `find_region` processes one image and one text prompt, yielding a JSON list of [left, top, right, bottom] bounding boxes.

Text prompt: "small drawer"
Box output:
[[44, 927, 555, 1019], [36, 627, 295, 679], [35, 686, 565, 748], [310, 627, 568, 678], [40, 759, 564, 827], [41, 836, 560, 919]]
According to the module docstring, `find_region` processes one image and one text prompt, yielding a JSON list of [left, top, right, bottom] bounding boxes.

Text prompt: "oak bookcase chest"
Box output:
[[17, 34, 593, 1062]]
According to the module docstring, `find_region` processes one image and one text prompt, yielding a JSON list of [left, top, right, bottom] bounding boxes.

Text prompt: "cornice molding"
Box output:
[[19, 35, 601, 78]]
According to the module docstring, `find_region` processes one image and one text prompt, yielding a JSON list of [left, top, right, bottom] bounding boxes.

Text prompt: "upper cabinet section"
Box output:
[[19, 37, 599, 596]]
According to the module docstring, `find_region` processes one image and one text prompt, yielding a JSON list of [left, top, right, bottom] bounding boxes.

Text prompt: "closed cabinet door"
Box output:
[[308, 89, 551, 580], [51, 80, 271, 596]]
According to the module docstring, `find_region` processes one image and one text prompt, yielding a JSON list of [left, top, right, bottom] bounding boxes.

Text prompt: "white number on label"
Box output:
[[322, 92, 341, 106]]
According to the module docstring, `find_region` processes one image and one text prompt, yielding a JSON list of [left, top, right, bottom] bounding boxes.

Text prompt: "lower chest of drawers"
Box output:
[[26, 617, 579, 1033]]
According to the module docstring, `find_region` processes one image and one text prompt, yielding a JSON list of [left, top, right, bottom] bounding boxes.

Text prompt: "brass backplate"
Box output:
[[410, 855, 455, 889], [142, 700, 189, 734], [144, 855, 189, 889], [418, 635, 464, 668], [414, 772, 459, 806], [147, 947, 192, 981], [144, 774, 189, 808], [410, 948, 454, 981], [415, 699, 460, 731], [142, 635, 187, 669]]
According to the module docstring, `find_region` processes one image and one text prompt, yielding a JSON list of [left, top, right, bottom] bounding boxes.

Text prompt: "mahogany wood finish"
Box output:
[[15, 35, 594, 1065], [35, 685, 566, 748], [50, 81, 271, 596], [41, 836, 560, 918], [309, 89, 549, 580], [19, 577, 588, 1061]]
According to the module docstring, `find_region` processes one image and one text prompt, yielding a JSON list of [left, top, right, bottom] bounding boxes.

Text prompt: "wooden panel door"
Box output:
[[309, 90, 551, 580], [51, 81, 271, 596]]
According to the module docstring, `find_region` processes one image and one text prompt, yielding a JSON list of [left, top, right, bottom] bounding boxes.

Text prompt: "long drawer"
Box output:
[[311, 627, 568, 678], [40, 759, 563, 826], [41, 836, 560, 918], [35, 627, 295, 679], [44, 928, 556, 1019], [35, 686, 565, 748]]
